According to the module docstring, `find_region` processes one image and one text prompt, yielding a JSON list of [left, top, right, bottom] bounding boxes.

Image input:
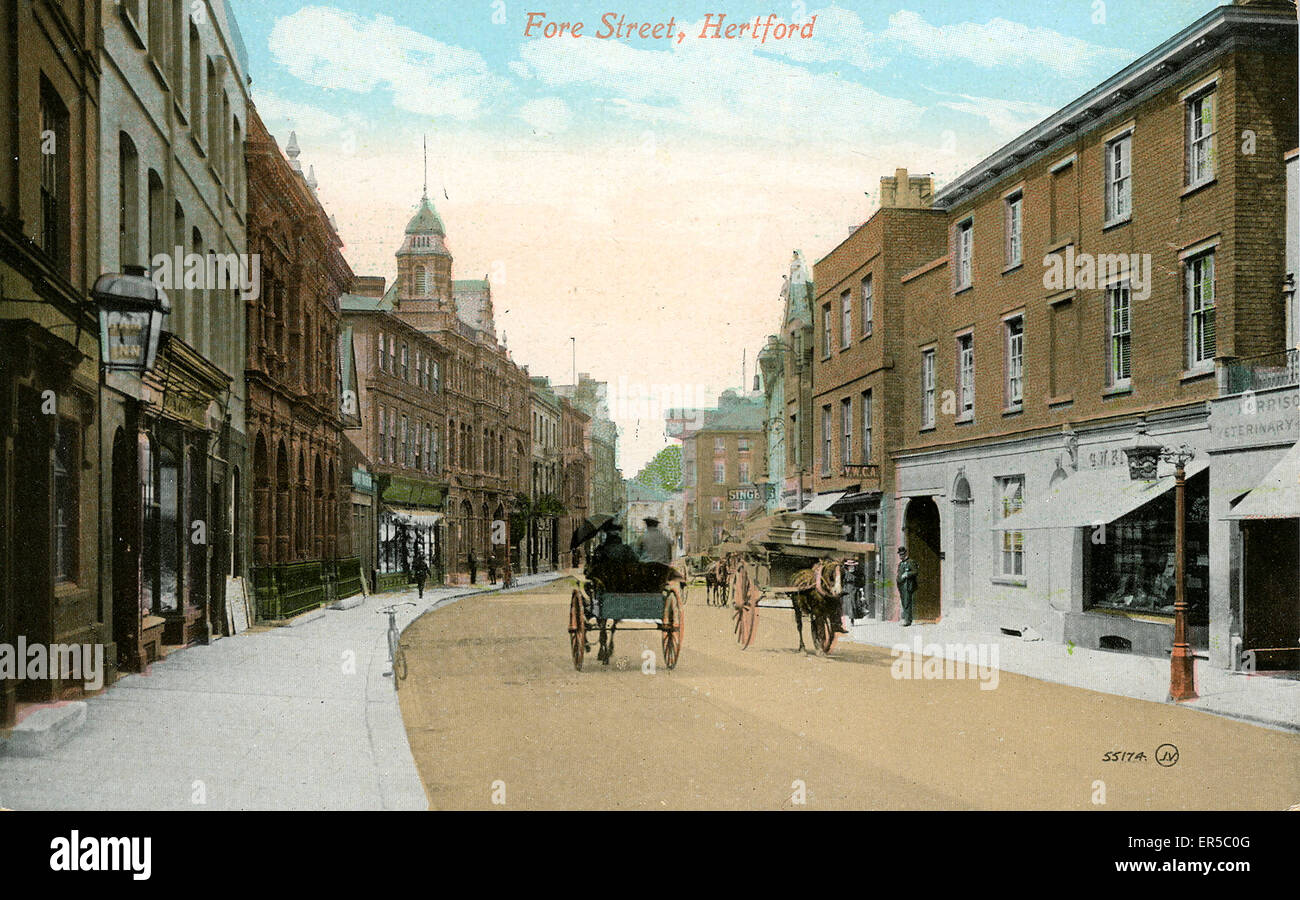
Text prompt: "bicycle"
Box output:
[[377, 601, 416, 689]]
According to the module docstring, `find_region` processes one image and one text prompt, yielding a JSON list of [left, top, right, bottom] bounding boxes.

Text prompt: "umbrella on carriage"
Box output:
[[569, 514, 614, 550]]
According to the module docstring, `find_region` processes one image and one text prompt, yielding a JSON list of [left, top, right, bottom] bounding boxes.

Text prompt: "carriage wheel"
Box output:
[[734, 599, 757, 649], [661, 586, 684, 670], [811, 614, 837, 656], [569, 590, 587, 671]]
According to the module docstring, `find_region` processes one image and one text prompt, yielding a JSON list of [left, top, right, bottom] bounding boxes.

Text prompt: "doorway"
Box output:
[[1242, 518, 1299, 670], [111, 429, 142, 671], [905, 496, 942, 621]]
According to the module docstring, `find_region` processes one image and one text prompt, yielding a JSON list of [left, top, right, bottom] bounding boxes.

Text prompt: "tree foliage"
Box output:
[[634, 445, 682, 493]]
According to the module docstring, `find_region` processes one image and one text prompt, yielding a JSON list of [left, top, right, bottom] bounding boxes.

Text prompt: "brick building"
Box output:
[[808, 176, 948, 612], [559, 395, 591, 568], [886, 0, 1297, 663], [245, 117, 357, 618], [354, 183, 531, 585], [680, 391, 765, 551]]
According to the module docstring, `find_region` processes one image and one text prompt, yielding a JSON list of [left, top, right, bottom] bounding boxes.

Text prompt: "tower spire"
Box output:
[[422, 135, 428, 200]]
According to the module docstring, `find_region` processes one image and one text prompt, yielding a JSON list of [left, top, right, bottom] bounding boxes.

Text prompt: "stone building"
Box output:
[[245, 115, 357, 618], [554, 374, 624, 519], [97, 0, 252, 665], [559, 395, 591, 568], [528, 376, 563, 571], [0, 0, 102, 723]]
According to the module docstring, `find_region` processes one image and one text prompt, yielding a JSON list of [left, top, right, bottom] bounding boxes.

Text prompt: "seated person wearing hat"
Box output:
[[584, 522, 639, 618], [637, 516, 673, 565]]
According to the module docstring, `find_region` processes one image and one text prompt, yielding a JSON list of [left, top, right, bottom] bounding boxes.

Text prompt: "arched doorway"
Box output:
[[904, 496, 942, 621], [951, 474, 972, 610], [111, 428, 142, 672]]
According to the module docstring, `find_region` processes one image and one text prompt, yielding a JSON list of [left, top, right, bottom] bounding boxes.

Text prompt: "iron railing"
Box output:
[[1221, 348, 1299, 394]]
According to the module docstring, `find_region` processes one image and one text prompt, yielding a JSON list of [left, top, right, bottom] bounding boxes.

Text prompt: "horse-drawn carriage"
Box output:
[[720, 513, 874, 656], [568, 560, 684, 671]]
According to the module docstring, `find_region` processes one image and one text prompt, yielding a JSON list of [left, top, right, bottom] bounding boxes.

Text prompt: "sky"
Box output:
[[227, 0, 1225, 475]]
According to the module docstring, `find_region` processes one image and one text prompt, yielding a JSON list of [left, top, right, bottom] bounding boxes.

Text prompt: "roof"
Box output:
[[626, 480, 674, 502], [935, 3, 1297, 209], [405, 194, 446, 237], [699, 399, 765, 433], [453, 279, 489, 291], [339, 291, 394, 312]]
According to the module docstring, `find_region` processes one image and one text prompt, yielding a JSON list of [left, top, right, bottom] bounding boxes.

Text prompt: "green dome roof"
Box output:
[[405, 194, 445, 237]]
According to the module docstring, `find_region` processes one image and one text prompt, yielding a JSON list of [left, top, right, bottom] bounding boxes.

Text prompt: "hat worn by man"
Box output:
[[644, 517, 660, 527]]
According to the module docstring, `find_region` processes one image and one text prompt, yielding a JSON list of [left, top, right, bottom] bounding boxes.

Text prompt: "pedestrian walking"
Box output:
[[468, 549, 478, 585], [488, 556, 498, 585], [896, 546, 917, 626], [412, 551, 430, 599]]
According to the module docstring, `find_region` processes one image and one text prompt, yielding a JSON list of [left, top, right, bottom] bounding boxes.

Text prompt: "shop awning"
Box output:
[[382, 474, 447, 507], [992, 459, 1210, 531], [1223, 442, 1300, 520], [801, 491, 846, 513], [386, 507, 445, 527]]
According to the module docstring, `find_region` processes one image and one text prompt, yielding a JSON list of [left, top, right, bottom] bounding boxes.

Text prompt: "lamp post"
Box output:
[[1125, 424, 1198, 702], [94, 265, 170, 373]]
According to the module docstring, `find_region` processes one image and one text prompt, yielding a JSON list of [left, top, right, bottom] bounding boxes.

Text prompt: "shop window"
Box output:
[[998, 475, 1025, 577], [1084, 471, 1209, 623]]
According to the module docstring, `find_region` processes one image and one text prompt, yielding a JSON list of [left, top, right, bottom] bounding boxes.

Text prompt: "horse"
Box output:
[[704, 559, 729, 607], [788, 559, 849, 655]]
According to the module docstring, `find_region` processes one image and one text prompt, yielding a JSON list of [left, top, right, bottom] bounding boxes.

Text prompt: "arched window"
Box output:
[[188, 22, 202, 129], [415, 266, 428, 296], [118, 133, 139, 266]]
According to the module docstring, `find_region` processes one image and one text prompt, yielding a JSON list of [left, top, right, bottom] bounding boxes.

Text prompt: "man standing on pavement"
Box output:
[[896, 546, 917, 626], [412, 551, 430, 599], [637, 517, 672, 565], [468, 549, 478, 585]]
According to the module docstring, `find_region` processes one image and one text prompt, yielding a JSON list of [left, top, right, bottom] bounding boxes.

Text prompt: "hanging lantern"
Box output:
[[94, 264, 170, 373], [1125, 423, 1164, 482]]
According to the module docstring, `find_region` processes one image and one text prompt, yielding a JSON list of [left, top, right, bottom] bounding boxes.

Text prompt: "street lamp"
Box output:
[[94, 265, 170, 372], [1124, 423, 1197, 702]]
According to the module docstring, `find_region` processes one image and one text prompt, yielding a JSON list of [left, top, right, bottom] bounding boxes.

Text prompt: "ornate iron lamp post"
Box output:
[[1124, 424, 1198, 702], [94, 265, 170, 372]]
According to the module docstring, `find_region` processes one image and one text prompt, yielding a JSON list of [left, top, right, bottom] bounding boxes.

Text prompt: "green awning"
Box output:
[[382, 475, 447, 508]]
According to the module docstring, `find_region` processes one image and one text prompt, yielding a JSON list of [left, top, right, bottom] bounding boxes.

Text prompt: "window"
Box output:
[[1107, 282, 1132, 385], [39, 79, 69, 272], [861, 390, 872, 464], [714, 461, 725, 484], [956, 334, 974, 420], [431, 427, 439, 472], [739, 461, 750, 484], [841, 290, 852, 349], [1004, 192, 1022, 268], [999, 476, 1025, 578], [713, 524, 724, 544], [861, 274, 873, 337], [714, 437, 725, 454], [1186, 87, 1215, 187], [414, 350, 421, 387], [1105, 132, 1132, 224], [1186, 251, 1215, 367], [54, 419, 79, 582], [1049, 159, 1075, 244], [820, 405, 832, 475], [401, 343, 409, 381], [921, 349, 935, 429], [188, 23, 202, 131], [955, 219, 973, 290], [413, 422, 422, 470], [840, 398, 852, 467], [378, 405, 387, 462], [737, 438, 750, 452], [118, 133, 140, 267], [1005, 316, 1024, 407], [822, 303, 833, 357], [388, 408, 397, 462], [711, 497, 723, 512], [432, 360, 440, 392]]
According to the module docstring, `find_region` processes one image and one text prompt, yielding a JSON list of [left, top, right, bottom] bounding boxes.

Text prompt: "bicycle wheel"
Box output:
[[393, 642, 408, 685]]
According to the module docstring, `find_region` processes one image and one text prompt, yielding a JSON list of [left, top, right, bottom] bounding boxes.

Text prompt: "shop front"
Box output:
[[109, 334, 231, 666], [376, 474, 446, 591], [1209, 383, 1300, 672]]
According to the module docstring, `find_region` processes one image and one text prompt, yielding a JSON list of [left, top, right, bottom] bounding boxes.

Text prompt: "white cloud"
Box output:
[[882, 10, 1133, 78], [937, 94, 1057, 140], [267, 6, 508, 119], [517, 97, 572, 134], [515, 34, 923, 146], [250, 89, 344, 137]]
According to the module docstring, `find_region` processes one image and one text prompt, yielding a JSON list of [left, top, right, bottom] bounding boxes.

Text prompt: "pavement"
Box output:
[[844, 616, 1300, 733], [0, 571, 565, 811]]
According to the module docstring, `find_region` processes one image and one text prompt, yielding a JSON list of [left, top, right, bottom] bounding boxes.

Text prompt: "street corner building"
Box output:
[[341, 179, 532, 590], [786, 0, 1298, 674]]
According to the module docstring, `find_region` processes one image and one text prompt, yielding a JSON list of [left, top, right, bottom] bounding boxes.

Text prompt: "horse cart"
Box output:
[[723, 513, 874, 656], [568, 560, 684, 671]]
